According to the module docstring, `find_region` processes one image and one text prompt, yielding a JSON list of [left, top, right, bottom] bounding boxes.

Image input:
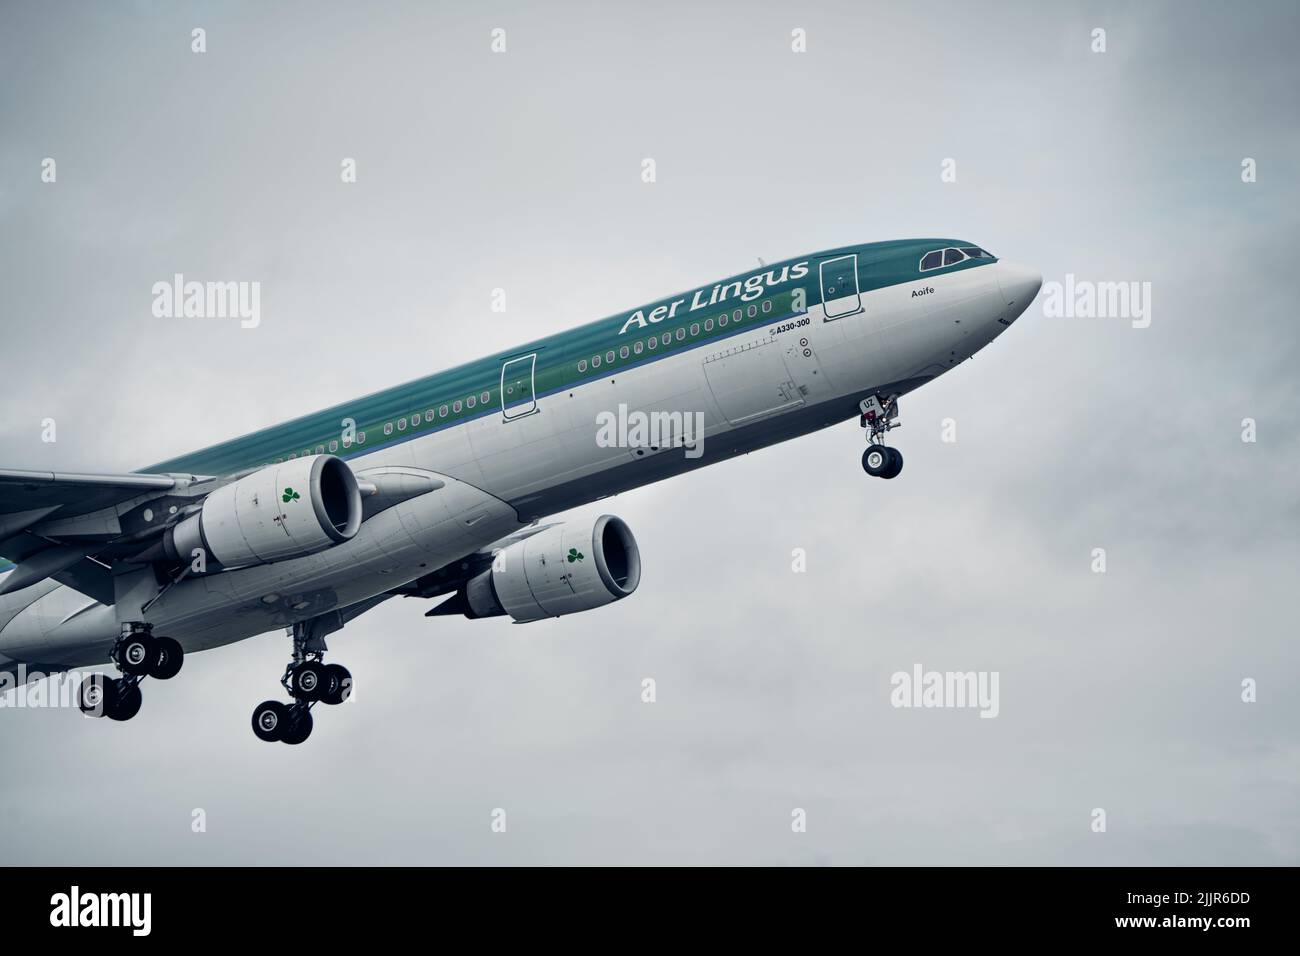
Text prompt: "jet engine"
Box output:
[[161, 455, 362, 569], [460, 515, 641, 622]]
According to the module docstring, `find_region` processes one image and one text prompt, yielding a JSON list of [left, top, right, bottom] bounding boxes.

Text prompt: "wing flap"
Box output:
[[51, 559, 116, 605]]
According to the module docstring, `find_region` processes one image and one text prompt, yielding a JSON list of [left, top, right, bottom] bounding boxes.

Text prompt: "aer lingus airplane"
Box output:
[[0, 239, 1040, 743]]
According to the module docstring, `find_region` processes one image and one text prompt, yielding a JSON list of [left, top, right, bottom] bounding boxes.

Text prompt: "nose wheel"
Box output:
[[862, 444, 903, 479], [859, 394, 903, 479]]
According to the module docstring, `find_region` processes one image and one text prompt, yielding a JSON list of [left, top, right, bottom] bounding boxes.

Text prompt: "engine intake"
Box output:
[[463, 515, 641, 622], [164, 455, 362, 569]]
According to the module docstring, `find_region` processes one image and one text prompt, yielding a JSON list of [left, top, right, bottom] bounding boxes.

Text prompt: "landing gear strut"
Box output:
[[859, 394, 904, 479], [251, 619, 352, 744], [78, 624, 185, 721]]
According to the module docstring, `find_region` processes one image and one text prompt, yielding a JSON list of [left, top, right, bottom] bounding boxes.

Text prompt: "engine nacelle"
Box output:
[[464, 515, 641, 622], [164, 455, 362, 568]]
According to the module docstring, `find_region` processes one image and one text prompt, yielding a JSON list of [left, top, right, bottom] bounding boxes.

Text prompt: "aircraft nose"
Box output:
[[997, 261, 1042, 321]]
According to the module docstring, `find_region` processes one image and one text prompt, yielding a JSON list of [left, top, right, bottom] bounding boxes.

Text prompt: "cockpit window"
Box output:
[[920, 251, 943, 271], [960, 246, 993, 259], [943, 247, 967, 266]]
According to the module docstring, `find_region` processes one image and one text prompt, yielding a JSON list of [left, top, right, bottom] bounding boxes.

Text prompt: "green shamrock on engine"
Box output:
[[567, 547, 584, 563], [282, 487, 301, 503]]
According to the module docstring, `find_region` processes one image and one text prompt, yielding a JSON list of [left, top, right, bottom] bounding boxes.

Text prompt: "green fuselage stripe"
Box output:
[[146, 239, 993, 477]]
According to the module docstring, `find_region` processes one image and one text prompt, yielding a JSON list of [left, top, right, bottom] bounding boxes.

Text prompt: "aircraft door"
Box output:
[[500, 353, 537, 420], [819, 254, 862, 319]]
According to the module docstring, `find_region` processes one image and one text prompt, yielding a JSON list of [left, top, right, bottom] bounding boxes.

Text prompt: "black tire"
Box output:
[[118, 634, 158, 677], [281, 708, 313, 745], [290, 661, 326, 702], [320, 664, 352, 705], [862, 444, 891, 477], [881, 447, 904, 480], [148, 636, 184, 680], [106, 681, 142, 721], [252, 700, 289, 742], [77, 673, 113, 717]]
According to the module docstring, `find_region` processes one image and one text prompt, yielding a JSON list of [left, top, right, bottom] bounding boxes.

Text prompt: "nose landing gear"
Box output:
[[859, 394, 904, 479], [862, 444, 904, 479], [251, 618, 353, 744]]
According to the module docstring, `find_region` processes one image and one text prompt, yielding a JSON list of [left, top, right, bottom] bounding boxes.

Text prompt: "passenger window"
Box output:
[[690, 323, 699, 336], [647, 337, 656, 349], [921, 251, 943, 270], [384, 423, 393, 436], [747, 305, 756, 317], [467, 396, 475, 409], [453, 400, 462, 412], [592, 355, 601, 368], [719, 313, 728, 326], [439, 405, 448, 417], [620, 345, 629, 359], [397, 419, 406, 430], [425, 410, 434, 422], [481, 391, 490, 404], [606, 350, 615, 364], [761, 300, 771, 313], [662, 332, 671, 345], [358, 432, 365, 443], [579, 359, 587, 372], [733, 309, 742, 322], [316, 445, 325, 453], [634, 341, 643, 354], [704, 318, 714, 332], [943, 248, 966, 266], [676, 327, 685, 341]]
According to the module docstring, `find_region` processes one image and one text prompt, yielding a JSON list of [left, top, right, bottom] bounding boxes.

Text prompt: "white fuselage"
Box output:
[[0, 258, 1032, 676]]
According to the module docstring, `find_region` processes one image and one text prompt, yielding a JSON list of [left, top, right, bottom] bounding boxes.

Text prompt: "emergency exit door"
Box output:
[[500, 353, 537, 420]]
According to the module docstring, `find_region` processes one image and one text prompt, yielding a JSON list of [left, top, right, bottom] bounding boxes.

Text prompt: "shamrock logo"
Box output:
[[282, 487, 301, 503], [566, 547, 584, 563]]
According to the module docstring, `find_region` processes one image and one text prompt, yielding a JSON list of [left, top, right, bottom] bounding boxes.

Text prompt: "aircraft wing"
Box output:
[[0, 469, 178, 532], [0, 461, 436, 604], [0, 468, 196, 599]]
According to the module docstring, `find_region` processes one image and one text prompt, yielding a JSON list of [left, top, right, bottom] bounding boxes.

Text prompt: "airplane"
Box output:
[[0, 239, 1041, 743]]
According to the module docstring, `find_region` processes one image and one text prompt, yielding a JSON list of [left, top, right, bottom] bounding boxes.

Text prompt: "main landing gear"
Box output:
[[251, 619, 352, 745], [859, 393, 904, 480], [77, 625, 185, 721]]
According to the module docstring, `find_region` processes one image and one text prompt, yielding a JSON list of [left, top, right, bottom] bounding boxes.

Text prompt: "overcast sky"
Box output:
[[1, 0, 1297, 865]]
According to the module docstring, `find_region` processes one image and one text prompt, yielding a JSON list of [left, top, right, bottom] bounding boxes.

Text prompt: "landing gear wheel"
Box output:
[[147, 636, 184, 680], [78, 673, 114, 717], [252, 700, 290, 742], [118, 633, 158, 677], [862, 444, 892, 477], [881, 447, 904, 480], [280, 708, 313, 745], [319, 664, 352, 705], [289, 661, 327, 702], [105, 681, 142, 721]]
